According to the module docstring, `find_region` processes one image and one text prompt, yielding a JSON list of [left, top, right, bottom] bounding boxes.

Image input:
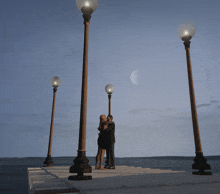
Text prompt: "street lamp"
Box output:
[[105, 84, 114, 117], [68, 0, 98, 181], [43, 76, 61, 167], [177, 21, 212, 175]]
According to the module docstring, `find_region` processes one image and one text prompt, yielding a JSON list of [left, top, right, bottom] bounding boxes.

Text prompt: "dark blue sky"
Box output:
[[1, 0, 220, 158]]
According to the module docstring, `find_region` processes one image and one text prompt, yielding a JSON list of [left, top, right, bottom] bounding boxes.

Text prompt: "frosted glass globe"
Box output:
[[177, 21, 196, 41], [76, 0, 98, 13], [50, 76, 61, 87], [105, 84, 114, 94]]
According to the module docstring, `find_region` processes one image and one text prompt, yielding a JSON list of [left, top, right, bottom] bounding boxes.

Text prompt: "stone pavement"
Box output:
[[28, 165, 220, 194]]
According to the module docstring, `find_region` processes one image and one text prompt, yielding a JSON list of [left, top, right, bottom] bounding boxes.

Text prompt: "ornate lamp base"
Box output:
[[68, 174, 92, 180], [192, 170, 212, 175], [43, 155, 54, 167], [192, 152, 212, 175], [68, 151, 92, 181]]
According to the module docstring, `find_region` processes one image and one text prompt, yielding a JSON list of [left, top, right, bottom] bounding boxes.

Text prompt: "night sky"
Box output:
[[1, 0, 220, 158]]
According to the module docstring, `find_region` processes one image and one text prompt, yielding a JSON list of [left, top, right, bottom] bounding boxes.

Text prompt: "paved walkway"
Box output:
[[28, 165, 220, 194]]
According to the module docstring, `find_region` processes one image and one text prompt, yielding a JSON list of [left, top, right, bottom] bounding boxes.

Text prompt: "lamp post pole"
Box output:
[[68, 0, 98, 181], [43, 76, 61, 167], [108, 94, 111, 116], [184, 40, 203, 153], [177, 22, 212, 175]]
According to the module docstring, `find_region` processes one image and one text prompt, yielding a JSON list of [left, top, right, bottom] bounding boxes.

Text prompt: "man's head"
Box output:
[[107, 115, 113, 121]]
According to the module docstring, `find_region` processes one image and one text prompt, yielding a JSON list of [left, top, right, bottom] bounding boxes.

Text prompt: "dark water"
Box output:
[[0, 156, 220, 194]]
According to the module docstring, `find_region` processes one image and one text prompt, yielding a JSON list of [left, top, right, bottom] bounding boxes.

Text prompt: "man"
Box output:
[[103, 115, 115, 169]]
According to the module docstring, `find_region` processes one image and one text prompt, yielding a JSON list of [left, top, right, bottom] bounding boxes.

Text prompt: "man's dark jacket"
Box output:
[[105, 122, 115, 145]]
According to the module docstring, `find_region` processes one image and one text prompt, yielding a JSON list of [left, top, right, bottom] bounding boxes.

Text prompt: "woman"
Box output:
[[95, 115, 108, 170]]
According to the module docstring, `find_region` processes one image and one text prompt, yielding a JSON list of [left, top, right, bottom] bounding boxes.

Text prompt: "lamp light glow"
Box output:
[[184, 31, 189, 35], [105, 84, 114, 94], [85, 1, 90, 6], [177, 21, 196, 41], [50, 76, 61, 87], [76, 0, 99, 13]]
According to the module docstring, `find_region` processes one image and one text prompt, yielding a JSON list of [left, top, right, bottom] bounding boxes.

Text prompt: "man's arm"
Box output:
[[103, 121, 114, 125], [104, 122, 115, 132]]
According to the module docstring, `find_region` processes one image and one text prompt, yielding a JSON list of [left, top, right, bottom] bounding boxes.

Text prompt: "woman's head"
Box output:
[[100, 115, 107, 123], [99, 115, 107, 130]]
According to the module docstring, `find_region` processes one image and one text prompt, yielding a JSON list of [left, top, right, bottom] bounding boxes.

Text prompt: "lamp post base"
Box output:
[[192, 152, 212, 175], [43, 155, 53, 167], [192, 170, 212, 175], [68, 151, 92, 181], [68, 174, 92, 180]]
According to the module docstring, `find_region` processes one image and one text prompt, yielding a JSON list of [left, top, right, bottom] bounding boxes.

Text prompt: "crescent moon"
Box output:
[[130, 69, 138, 85]]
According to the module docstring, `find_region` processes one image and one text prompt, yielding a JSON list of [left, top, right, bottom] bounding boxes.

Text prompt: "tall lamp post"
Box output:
[[177, 21, 212, 175], [43, 76, 61, 167], [68, 0, 98, 181], [105, 84, 114, 117]]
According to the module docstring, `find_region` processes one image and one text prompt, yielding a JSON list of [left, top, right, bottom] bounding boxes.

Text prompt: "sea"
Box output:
[[0, 156, 220, 194]]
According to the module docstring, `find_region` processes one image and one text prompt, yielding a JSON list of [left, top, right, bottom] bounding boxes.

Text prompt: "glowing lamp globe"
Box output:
[[177, 21, 196, 41], [50, 76, 61, 87], [105, 84, 114, 95], [76, 0, 99, 14]]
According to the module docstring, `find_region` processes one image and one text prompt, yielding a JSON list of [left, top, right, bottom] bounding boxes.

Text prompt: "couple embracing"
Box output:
[[95, 114, 115, 170]]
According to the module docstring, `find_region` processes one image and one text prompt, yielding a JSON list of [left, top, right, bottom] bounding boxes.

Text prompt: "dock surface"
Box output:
[[28, 165, 220, 194]]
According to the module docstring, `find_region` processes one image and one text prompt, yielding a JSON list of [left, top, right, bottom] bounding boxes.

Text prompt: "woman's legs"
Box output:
[[99, 149, 106, 170], [95, 146, 101, 169]]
